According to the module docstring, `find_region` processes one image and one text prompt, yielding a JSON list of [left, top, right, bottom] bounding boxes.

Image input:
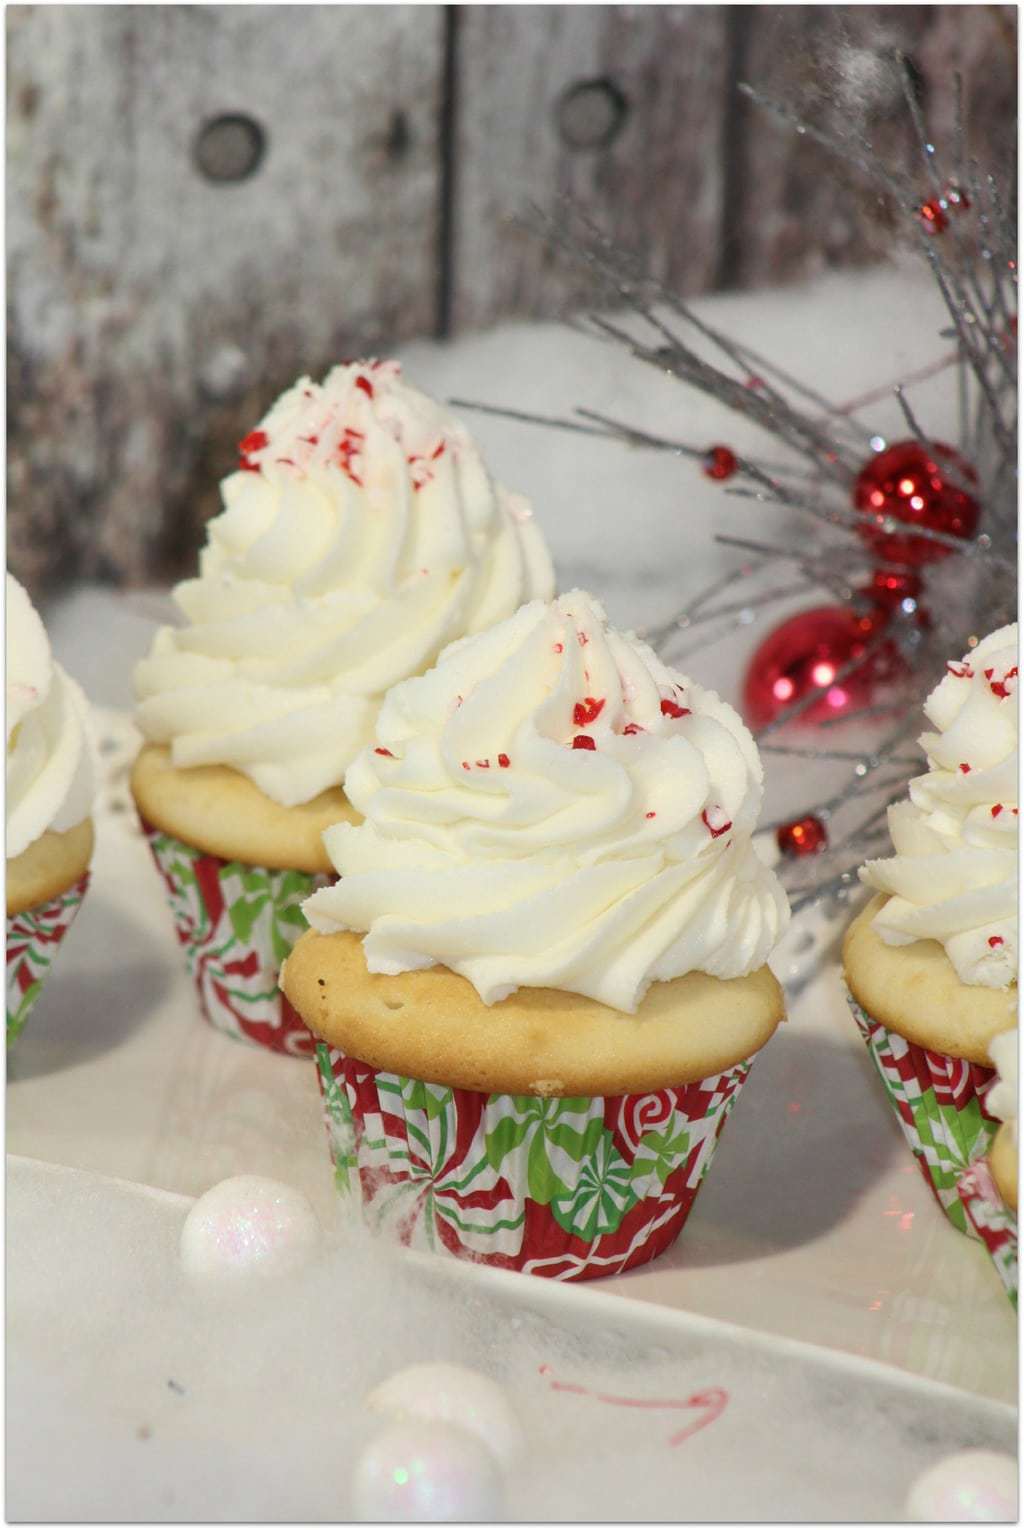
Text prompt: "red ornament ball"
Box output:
[[852, 440, 980, 567], [742, 605, 888, 730], [777, 815, 828, 857], [866, 568, 923, 608], [919, 198, 949, 234], [702, 445, 737, 481]]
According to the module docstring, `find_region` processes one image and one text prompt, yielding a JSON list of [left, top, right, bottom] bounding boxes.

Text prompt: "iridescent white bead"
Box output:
[[179, 1175, 322, 1283], [366, 1362, 524, 1467], [352, 1420, 504, 1523], [906, 1449, 1018, 1522]]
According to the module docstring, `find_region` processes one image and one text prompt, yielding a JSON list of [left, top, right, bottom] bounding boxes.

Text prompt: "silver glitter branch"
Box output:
[[454, 51, 1016, 917]]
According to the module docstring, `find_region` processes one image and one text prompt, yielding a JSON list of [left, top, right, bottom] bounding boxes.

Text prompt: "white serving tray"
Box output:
[[7, 1156, 1015, 1523]]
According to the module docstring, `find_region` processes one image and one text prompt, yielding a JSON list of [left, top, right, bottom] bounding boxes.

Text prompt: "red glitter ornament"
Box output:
[[919, 198, 949, 234], [702, 445, 737, 482], [852, 440, 980, 567], [776, 816, 828, 857], [866, 568, 923, 608], [743, 605, 892, 729]]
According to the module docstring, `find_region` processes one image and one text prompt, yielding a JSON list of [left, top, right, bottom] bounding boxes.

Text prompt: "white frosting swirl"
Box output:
[[134, 361, 554, 807], [6, 574, 95, 860], [987, 1030, 1018, 1143], [861, 624, 1018, 989], [303, 590, 789, 1012]]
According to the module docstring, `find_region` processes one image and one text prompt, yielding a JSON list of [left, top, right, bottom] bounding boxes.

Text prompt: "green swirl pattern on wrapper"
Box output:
[[846, 991, 999, 1236], [958, 1159, 1018, 1308], [315, 1043, 751, 1280], [143, 823, 327, 1056], [6, 874, 90, 1044]]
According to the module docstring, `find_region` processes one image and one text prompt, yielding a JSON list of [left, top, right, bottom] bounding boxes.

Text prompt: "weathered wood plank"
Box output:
[[720, 5, 1017, 289], [7, 4, 444, 592], [449, 5, 732, 331]]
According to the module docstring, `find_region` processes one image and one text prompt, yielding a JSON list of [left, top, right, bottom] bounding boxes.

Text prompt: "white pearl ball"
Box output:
[[352, 1420, 504, 1523], [179, 1175, 322, 1284], [906, 1449, 1018, 1522], [366, 1362, 524, 1468]]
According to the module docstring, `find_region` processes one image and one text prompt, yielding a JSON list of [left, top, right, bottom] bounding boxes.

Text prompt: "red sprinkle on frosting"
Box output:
[[553, 643, 564, 654], [645, 811, 657, 819], [497, 753, 510, 769], [238, 428, 268, 471], [623, 723, 644, 736], [572, 735, 596, 751], [475, 759, 490, 769], [958, 763, 972, 774], [992, 804, 1004, 817], [989, 936, 1005, 948], [661, 698, 691, 719], [702, 808, 732, 839], [947, 662, 974, 679], [578, 631, 590, 647], [355, 375, 374, 398], [374, 747, 394, 758], [573, 697, 605, 727]]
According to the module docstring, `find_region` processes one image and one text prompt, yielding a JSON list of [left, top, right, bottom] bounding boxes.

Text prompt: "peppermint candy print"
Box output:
[[6, 873, 90, 1044], [314, 1045, 752, 1282], [846, 992, 998, 1236], [143, 822, 328, 1057], [958, 1159, 1018, 1308]]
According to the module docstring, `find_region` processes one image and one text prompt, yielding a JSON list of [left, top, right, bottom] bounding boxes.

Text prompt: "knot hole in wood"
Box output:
[[556, 78, 629, 151], [194, 113, 267, 184]]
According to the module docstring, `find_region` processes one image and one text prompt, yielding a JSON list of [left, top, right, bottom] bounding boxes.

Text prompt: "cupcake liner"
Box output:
[[314, 1042, 752, 1281], [6, 872, 90, 1045], [958, 1159, 1018, 1308], [846, 991, 998, 1236], [142, 821, 329, 1057]]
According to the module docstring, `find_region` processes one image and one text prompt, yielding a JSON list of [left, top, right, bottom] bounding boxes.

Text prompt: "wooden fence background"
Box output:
[[7, 4, 1017, 593]]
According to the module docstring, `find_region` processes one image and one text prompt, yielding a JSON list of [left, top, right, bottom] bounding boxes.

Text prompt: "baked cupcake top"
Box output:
[[860, 623, 1018, 990], [134, 361, 554, 808], [6, 574, 95, 860], [303, 590, 789, 1013]]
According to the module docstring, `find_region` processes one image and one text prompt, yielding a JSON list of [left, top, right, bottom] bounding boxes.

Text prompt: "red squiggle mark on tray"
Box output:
[[538, 1365, 728, 1446]]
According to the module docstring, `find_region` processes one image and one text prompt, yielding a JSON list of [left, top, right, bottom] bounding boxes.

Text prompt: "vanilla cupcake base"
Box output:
[[6, 820, 94, 1045], [283, 929, 783, 1096], [6, 819, 94, 917], [132, 745, 358, 1057], [843, 896, 1015, 1237], [284, 930, 783, 1279]]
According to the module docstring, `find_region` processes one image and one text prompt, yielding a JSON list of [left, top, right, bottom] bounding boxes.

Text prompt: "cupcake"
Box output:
[[281, 590, 789, 1280], [843, 624, 1017, 1233], [959, 1029, 1018, 1306], [6, 574, 95, 1043], [132, 360, 554, 1055]]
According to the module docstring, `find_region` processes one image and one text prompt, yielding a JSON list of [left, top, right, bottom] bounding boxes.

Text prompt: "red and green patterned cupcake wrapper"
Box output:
[[6, 872, 90, 1045], [846, 991, 998, 1236], [314, 1042, 752, 1281], [958, 1159, 1018, 1308], [142, 821, 328, 1057]]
